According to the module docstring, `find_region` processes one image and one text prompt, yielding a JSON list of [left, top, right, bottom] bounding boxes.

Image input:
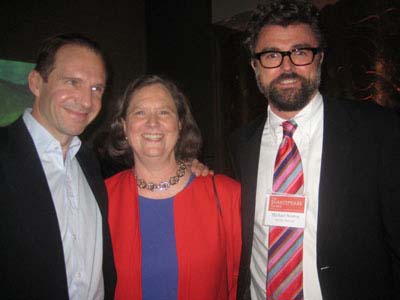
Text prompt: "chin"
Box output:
[[63, 126, 86, 137], [141, 150, 165, 158]]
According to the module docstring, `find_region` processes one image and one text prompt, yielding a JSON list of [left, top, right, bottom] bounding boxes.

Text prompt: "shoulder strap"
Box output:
[[212, 175, 230, 291], [212, 175, 222, 216]]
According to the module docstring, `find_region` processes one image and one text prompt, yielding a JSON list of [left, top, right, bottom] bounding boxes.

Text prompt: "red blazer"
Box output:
[[106, 170, 241, 300]]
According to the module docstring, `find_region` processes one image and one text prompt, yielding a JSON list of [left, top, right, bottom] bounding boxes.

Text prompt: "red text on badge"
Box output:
[[269, 195, 305, 213]]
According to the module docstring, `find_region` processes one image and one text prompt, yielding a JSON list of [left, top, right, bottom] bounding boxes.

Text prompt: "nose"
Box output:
[[146, 112, 160, 126], [280, 55, 295, 72], [77, 87, 93, 109]]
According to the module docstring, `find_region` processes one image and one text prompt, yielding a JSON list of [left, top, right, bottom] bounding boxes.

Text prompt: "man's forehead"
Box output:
[[256, 23, 318, 50], [51, 44, 106, 80]]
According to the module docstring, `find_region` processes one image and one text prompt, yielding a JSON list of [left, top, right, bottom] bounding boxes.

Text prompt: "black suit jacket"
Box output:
[[0, 118, 116, 300], [230, 97, 400, 300]]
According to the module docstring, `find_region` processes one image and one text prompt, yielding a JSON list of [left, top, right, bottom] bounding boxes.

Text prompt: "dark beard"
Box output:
[[257, 71, 320, 112]]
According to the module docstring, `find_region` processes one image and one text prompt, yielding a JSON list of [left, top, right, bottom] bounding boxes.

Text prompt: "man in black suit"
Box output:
[[0, 34, 116, 299], [230, 1, 400, 299]]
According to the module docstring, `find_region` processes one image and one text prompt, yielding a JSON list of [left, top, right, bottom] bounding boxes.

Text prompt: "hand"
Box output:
[[188, 159, 214, 177]]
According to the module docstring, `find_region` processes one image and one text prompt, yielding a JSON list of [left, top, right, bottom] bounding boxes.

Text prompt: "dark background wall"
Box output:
[[320, 0, 400, 110], [0, 0, 146, 100], [146, 0, 216, 167], [0, 0, 147, 146]]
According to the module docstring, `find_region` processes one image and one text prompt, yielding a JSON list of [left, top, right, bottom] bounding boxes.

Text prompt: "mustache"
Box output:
[[63, 103, 91, 113]]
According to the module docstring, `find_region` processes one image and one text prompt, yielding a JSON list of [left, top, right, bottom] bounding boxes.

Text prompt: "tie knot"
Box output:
[[282, 120, 297, 137]]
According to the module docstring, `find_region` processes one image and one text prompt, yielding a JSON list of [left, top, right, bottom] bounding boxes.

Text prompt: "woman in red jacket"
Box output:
[[106, 75, 241, 300]]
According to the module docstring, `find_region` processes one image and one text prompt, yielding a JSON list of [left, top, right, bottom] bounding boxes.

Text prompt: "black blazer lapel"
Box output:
[[239, 116, 266, 256], [231, 114, 266, 299], [317, 99, 355, 288], [1, 118, 69, 299]]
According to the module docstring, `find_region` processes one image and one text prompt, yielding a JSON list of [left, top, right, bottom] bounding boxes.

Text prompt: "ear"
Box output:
[[28, 70, 44, 97], [178, 120, 182, 131], [122, 118, 127, 136], [121, 118, 131, 145], [250, 59, 257, 71], [319, 51, 324, 65]]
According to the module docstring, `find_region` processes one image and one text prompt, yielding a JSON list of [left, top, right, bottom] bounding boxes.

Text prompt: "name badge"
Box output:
[[264, 194, 306, 228]]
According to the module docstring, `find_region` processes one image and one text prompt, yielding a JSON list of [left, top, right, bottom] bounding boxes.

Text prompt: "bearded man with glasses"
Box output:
[[229, 0, 400, 299]]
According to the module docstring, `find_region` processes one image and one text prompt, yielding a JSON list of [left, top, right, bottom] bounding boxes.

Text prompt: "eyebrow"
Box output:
[[291, 43, 315, 49], [92, 83, 106, 89], [62, 76, 82, 81], [258, 43, 315, 52], [62, 76, 106, 88], [128, 105, 177, 113]]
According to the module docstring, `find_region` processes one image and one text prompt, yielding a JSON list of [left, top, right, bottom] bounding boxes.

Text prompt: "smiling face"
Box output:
[[123, 83, 181, 163], [251, 23, 323, 119], [29, 44, 106, 148]]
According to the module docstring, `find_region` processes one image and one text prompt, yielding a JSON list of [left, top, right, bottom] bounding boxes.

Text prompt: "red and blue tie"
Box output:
[[266, 120, 304, 300]]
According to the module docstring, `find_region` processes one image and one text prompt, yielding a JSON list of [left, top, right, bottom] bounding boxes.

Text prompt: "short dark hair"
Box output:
[[245, 0, 324, 56], [34, 33, 106, 81], [107, 75, 202, 166]]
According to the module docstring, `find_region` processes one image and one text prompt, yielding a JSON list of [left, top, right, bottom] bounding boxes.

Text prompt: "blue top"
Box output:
[[138, 175, 194, 300], [139, 195, 177, 300]]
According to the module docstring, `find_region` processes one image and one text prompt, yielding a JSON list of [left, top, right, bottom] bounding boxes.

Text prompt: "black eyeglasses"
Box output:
[[253, 47, 321, 68]]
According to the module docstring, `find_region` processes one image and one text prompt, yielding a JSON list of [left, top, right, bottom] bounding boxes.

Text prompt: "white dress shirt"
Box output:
[[250, 93, 324, 300], [23, 109, 104, 300]]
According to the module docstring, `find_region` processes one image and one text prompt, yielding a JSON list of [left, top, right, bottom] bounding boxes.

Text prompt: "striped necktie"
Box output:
[[266, 120, 304, 300]]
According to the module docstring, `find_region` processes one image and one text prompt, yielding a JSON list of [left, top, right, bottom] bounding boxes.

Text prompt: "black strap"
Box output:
[[212, 175, 230, 291], [212, 175, 222, 216]]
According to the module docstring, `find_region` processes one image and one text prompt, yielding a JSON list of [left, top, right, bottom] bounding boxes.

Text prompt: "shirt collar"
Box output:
[[22, 108, 81, 159], [267, 92, 323, 138]]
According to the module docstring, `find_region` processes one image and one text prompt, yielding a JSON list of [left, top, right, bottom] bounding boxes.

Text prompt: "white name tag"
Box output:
[[264, 194, 307, 228]]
